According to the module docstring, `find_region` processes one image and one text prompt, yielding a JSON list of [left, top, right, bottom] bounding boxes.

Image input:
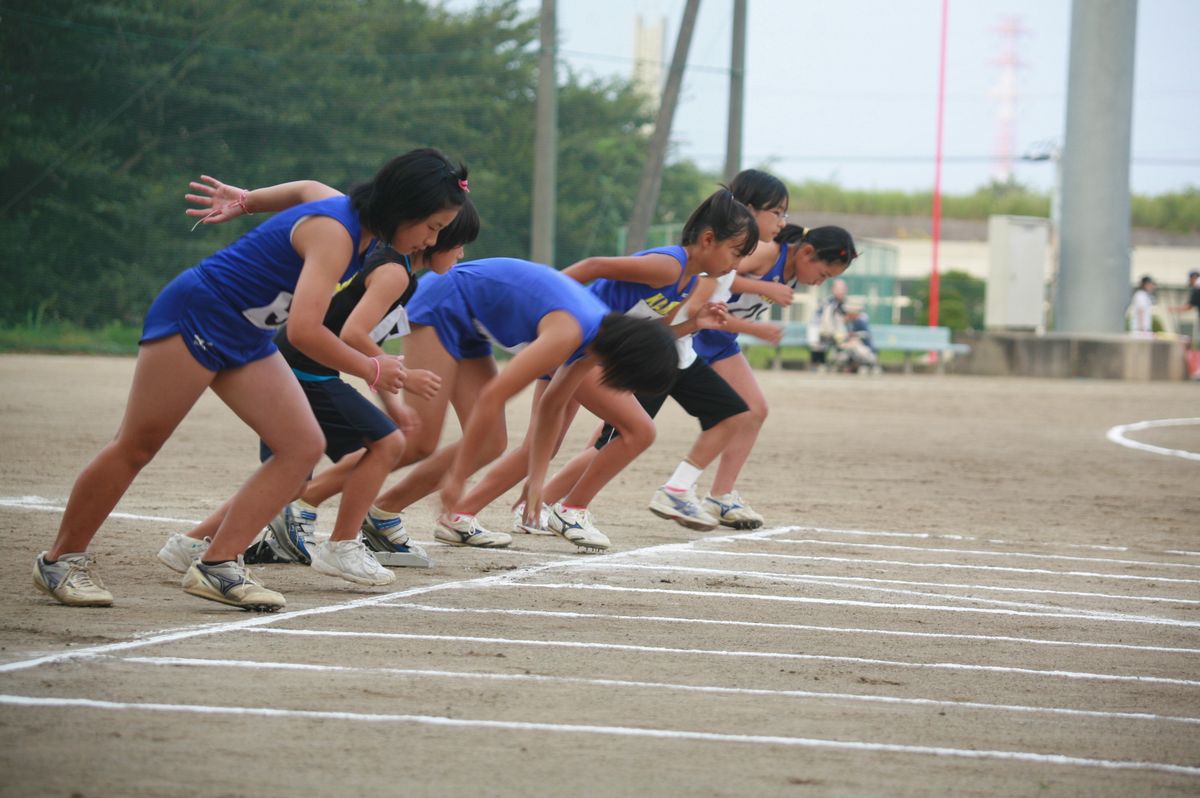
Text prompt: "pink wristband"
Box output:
[[235, 188, 252, 216], [368, 357, 381, 391]]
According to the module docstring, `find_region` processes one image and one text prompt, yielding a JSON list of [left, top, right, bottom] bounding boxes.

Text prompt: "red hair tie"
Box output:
[[458, 178, 470, 193]]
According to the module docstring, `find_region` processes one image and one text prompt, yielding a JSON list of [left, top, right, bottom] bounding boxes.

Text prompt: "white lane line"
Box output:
[[375, 603, 1200, 655], [3, 694, 1196, 776], [118, 655, 1200, 726], [1106, 418, 1200, 462], [0, 525, 794, 674], [497, 582, 1200, 629], [747, 538, 1200, 570], [0, 496, 197, 525], [798, 525, 1134, 552], [564, 561, 1197, 619], [668, 549, 1200, 585], [246, 628, 1200, 687]]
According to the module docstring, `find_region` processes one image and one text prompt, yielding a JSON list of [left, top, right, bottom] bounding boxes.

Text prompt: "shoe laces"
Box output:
[[63, 556, 105, 590]]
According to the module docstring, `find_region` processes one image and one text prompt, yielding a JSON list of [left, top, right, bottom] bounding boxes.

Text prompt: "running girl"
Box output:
[[33, 149, 467, 611]]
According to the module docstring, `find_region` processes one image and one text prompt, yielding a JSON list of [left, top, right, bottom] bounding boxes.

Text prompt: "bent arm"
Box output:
[[562, 254, 682, 287]]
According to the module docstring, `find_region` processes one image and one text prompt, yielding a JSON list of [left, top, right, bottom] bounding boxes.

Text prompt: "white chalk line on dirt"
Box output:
[[1, 695, 1195, 777], [9, 496, 1197, 560], [244, 628, 1200, 687], [373, 603, 1200, 656], [115, 655, 1200, 726], [749, 537, 1200, 571], [0, 525, 792, 674], [1106, 418, 1200, 462], [800, 525, 1136, 553], [563, 561, 1200, 617], [494, 582, 1200, 630], [673, 548, 1200, 585]]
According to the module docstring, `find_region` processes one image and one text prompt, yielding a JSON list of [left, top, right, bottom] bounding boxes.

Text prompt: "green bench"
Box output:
[[738, 322, 970, 373]]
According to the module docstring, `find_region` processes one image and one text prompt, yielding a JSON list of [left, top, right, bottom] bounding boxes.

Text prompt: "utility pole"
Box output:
[[530, 0, 557, 264], [723, 0, 747, 183], [1055, 0, 1137, 334], [625, 0, 701, 254]]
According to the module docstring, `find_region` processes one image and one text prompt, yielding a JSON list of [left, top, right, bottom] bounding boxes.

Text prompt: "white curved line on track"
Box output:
[[1106, 417, 1200, 461]]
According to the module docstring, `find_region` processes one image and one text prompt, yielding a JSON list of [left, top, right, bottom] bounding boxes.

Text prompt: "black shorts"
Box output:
[[595, 358, 749, 449], [260, 376, 397, 463]]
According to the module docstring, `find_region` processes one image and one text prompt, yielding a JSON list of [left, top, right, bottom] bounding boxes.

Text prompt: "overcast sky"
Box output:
[[445, 0, 1200, 196]]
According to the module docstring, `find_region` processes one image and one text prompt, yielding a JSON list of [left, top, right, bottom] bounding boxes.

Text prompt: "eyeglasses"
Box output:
[[768, 209, 789, 221]]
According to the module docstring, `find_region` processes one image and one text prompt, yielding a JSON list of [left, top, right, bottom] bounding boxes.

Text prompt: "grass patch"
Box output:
[[0, 321, 141, 355]]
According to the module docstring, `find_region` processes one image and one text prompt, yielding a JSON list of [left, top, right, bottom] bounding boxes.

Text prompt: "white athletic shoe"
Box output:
[[310, 538, 396, 586], [157, 533, 211, 574], [512, 501, 552, 535], [33, 552, 113, 607], [360, 512, 431, 568], [703, 491, 764, 530], [546, 503, 611, 552], [435, 514, 513, 548], [648, 486, 720, 531]]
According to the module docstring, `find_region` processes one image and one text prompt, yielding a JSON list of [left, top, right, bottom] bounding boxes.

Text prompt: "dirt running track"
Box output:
[[1, 353, 1197, 797]]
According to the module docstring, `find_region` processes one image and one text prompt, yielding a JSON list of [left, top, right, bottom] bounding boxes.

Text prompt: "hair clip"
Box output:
[[458, 178, 470, 193]]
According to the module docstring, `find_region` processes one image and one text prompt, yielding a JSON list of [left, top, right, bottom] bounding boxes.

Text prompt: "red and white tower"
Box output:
[[991, 16, 1030, 184]]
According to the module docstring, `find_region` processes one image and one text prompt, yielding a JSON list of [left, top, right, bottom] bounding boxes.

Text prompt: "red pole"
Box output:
[[930, 0, 948, 327]]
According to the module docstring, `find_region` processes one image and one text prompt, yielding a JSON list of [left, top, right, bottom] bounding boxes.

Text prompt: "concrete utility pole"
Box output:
[[625, 0, 701, 254], [1054, 0, 1138, 334], [723, 0, 747, 183], [530, 0, 557, 264]]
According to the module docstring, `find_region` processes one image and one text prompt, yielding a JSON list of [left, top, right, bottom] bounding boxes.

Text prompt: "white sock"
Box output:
[[369, 504, 401, 520], [664, 461, 703, 492]]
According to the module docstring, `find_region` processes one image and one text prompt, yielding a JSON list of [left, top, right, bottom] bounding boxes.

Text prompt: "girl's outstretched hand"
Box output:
[[371, 355, 407, 394], [695, 302, 730, 330], [402, 368, 442, 401], [761, 281, 795, 306], [185, 175, 250, 226]]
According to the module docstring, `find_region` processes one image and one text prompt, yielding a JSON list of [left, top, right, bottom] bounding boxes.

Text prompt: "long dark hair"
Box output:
[[681, 189, 759, 258], [777, 223, 858, 265], [728, 168, 789, 211], [349, 148, 468, 241]]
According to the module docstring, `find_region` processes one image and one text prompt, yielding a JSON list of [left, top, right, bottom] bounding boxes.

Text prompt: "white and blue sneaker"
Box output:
[[546, 503, 610, 552], [512, 501, 552, 535], [435, 514, 513, 548], [266, 502, 315, 565], [648, 486, 719, 531], [360, 511, 431, 567], [157, 533, 211, 573], [704, 491, 764, 530]]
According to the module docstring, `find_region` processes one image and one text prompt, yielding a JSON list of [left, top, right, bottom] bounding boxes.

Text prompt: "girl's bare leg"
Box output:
[[708, 354, 768, 495], [375, 355, 502, 512], [204, 353, 325, 561], [49, 336, 215, 559], [559, 375, 655, 508], [328, 431, 405, 541]]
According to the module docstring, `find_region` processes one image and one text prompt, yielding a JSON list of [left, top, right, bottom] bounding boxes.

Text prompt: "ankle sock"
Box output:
[[664, 461, 703, 492]]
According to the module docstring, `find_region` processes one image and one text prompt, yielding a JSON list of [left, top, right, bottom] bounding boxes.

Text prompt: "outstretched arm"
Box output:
[[186, 175, 341, 226], [562, 253, 682, 288]]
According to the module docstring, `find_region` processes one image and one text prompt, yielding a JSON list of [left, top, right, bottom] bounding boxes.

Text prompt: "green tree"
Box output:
[[911, 270, 986, 331]]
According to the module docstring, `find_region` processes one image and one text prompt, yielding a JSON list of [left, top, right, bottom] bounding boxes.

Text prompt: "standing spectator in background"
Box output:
[[1173, 270, 1200, 346], [1129, 275, 1156, 335], [843, 302, 880, 374]]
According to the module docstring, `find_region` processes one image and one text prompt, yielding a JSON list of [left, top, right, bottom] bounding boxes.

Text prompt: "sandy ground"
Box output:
[[0, 353, 1197, 797]]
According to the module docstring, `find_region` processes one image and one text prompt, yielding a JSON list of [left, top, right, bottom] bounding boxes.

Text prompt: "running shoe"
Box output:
[[648, 486, 719, 531], [266, 501, 314, 565], [512, 501, 552, 535], [360, 512, 431, 567], [546, 503, 611, 552], [182, 557, 285, 612], [310, 538, 396, 586], [33, 552, 113, 607], [435, 514, 513, 548], [157, 533, 211, 573], [704, 491, 764, 529]]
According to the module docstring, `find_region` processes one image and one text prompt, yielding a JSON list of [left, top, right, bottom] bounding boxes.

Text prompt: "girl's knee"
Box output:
[[622, 418, 656, 453], [372, 431, 407, 467], [482, 428, 508, 462]]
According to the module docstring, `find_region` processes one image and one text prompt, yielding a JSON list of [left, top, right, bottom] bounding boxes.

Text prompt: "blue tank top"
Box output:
[[587, 245, 699, 320], [721, 241, 795, 323], [194, 195, 366, 330], [411, 258, 609, 364]]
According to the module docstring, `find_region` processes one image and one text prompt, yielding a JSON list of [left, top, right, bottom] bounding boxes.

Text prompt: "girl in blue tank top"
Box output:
[[688, 169, 858, 530], [34, 149, 469, 613], [443, 189, 759, 551], [360, 257, 681, 552]]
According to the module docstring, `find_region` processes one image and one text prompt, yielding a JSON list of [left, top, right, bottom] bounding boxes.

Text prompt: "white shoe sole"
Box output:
[[310, 554, 396, 586], [372, 543, 432, 568], [647, 503, 719, 531]]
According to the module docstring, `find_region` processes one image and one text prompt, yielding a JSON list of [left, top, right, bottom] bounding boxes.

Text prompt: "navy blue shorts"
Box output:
[[693, 329, 741, 364], [260, 375, 397, 463], [141, 268, 278, 371], [595, 357, 749, 448], [405, 275, 492, 360]]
